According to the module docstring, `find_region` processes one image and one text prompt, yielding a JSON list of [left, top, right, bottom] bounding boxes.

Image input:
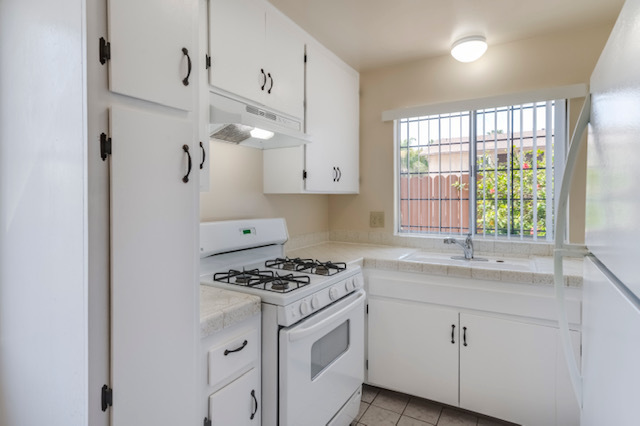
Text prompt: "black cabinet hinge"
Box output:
[[366, 304, 369, 314], [101, 385, 113, 412], [303, 170, 307, 180], [203, 417, 212, 426], [205, 54, 211, 69], [365, 360, 368, 370], [100, 133, 112, 161], [99, 37, 111, 65], [304, 54, 307, 63]]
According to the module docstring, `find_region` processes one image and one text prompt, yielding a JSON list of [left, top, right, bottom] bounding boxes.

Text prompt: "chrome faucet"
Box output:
[[444, 233, 474, 259]]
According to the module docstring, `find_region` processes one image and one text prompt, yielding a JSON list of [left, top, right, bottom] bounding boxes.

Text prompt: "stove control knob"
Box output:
[[329, 287, 339, 301], [354, 275, 363, 289], [311, 296, 320, 310], [345, 279, 354, 291], [300, 301, 311, 316]]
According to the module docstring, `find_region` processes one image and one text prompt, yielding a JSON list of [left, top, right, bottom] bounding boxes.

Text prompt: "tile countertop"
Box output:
[[200, 286, 261, 339], [287, 242, 584, 287]]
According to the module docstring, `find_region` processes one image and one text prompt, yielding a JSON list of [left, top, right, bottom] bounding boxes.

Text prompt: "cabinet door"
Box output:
[[368, 298, 459, 406], [199, 0, 211, 191], [209, 368, 261, 426], [459, 313, 557, 426], [305, 42, 359, 193], [263, 6, 305, 118], [110, 105, 198, 426], [107, 0, 195, 111], [208, 0, 265, 104]]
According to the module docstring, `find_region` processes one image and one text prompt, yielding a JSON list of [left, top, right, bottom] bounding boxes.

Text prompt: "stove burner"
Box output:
[[282, 262, 296, 271], [312, 261, 347, 276], [265, 257, 312, 271], [270, 280, 290, 291], [314, 265, 329, 275], [234, 273, 253, 284]]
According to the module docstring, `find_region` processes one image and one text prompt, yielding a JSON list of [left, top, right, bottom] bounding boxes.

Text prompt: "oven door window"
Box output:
[[311, 320, 349, 380]]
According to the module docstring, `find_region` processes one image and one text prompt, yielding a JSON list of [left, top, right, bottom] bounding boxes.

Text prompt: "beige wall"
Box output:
[[329, 23, 613, 243], [200, 141, 329, 237]]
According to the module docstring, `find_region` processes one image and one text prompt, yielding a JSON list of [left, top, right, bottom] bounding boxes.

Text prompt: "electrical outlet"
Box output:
[[370, 211, 385, 228]]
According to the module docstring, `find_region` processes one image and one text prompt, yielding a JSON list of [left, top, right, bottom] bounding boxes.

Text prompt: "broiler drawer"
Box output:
[[208, 328, 259, 388]]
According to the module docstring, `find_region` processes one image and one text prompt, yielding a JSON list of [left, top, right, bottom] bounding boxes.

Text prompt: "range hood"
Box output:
[[209, 91, 311, 149]]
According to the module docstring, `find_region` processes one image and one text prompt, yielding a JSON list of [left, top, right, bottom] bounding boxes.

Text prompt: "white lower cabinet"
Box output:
[[202, 314, 261, 426], [368, 299, 458, 406], [208, 368, 260, 426], [459, 313, 557, 426], [366, 270, 581, 426]]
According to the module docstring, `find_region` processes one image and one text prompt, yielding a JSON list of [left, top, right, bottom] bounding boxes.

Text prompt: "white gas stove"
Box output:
[[199, 219, 365, 426]]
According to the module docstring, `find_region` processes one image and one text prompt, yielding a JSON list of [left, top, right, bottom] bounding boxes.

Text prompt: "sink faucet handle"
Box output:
[[464, 233, 474, 259]]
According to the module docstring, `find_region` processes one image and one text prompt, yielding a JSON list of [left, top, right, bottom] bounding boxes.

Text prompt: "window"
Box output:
[[396, 100, 565, 240]]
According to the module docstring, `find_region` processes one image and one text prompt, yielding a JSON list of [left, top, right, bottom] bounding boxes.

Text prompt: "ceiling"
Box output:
[[268, 0, 625, 71]]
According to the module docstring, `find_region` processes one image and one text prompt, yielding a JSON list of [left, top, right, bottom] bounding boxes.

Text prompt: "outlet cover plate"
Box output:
[[370, 211, 384, 228]]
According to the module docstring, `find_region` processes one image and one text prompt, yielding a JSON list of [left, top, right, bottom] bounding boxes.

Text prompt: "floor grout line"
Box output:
[[362, 384, 518, 426]]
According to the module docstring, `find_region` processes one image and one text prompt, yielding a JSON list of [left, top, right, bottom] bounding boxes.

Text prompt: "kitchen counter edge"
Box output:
[[287, 242, 583, 288], [200, 285, 261, 339]]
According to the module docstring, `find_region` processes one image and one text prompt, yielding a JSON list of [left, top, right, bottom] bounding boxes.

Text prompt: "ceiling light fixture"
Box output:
[[451, 36, 488, 63]]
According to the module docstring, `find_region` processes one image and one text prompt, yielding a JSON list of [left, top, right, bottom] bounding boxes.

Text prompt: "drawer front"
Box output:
[[208, 328, 259, 388]]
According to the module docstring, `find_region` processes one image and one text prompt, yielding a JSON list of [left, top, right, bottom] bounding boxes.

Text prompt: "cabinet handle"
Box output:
[[463, 326, 468, 347], [199, 141, 205, 170], [267, 72, 273, 94], [224, 339, 248, 356], [333, 167, 337, 182], [182, 47, 192, 86], [337, 167, 342, 182], [451, 324, 456, 344], [261, 69, 267, 90], [250, 389, 258, 420], [182, 144, 192, 183]]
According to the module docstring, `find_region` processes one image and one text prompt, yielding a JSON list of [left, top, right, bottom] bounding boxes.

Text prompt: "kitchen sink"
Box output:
[[400, 252, 534, 272]]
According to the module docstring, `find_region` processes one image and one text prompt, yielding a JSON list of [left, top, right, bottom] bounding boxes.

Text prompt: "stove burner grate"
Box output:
[[266, 257, 346, 276], [213, 268, 310, 293]]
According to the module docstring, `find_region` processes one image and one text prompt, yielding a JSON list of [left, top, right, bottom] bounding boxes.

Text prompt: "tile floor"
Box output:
[[352, 384, 519, 426]]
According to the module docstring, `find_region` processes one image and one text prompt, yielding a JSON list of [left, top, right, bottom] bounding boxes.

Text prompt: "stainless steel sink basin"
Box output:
[[400, 252, 533, 271]]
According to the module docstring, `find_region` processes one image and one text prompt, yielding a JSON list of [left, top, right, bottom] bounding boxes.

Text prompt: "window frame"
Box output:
[[393, 99, 567, 242]]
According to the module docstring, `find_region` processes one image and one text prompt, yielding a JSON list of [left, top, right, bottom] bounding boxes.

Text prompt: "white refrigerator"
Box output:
[[555, 0, 640, 425]]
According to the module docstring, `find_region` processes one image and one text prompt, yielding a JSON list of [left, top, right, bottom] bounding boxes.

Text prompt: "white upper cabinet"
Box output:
[[262, 7, 305, 119], [304, 41, 359, 193], [208, 0, 304, 119], [263, 41, 360, 194], [106, 0, 196, 111], [208, 0, 265, 105]]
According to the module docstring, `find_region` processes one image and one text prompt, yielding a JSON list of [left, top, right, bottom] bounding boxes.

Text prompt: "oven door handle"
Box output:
[[286, 290, 365, 343]]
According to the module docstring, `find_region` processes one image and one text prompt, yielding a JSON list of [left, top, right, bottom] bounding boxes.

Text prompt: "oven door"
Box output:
[[279, 289, 365, 426]]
